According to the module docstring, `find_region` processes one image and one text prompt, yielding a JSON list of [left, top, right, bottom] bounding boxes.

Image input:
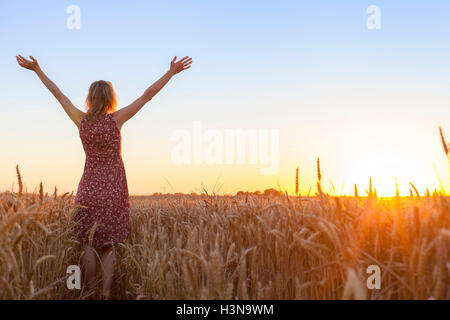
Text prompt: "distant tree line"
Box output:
[[149, 189, 283, 197], [236, 188, 283, 197]]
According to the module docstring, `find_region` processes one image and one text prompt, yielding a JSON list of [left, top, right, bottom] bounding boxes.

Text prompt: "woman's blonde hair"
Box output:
[[85, 80, 117, 120]]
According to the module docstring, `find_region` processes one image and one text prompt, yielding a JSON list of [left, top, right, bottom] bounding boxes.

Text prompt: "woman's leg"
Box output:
[[81, 245, 97, 290], [99, 244, 116, 299]]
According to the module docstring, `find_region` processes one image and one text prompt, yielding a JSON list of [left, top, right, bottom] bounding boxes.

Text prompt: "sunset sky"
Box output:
[[1, 0, 450, 196]]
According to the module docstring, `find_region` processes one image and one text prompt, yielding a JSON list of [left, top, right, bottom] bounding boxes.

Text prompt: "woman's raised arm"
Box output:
[[16, 55, 85, 129], [113, 56, 192, 129]]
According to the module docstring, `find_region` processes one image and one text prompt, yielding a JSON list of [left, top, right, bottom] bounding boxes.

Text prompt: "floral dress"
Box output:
[[74, 113, 130, 248]]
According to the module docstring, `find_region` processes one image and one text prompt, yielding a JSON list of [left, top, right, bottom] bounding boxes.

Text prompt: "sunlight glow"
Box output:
[[344, 149, 434, 197]]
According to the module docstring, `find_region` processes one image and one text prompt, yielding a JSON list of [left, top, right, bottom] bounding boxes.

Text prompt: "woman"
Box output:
[[16, 54, 193, 299]]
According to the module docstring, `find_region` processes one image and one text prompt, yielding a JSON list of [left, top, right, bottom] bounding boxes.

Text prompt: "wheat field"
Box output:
[[0, 167, 449, 300]]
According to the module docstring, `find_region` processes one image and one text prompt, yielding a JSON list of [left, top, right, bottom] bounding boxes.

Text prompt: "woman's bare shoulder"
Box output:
[[110, 111, 123, 131], [73, 110, 87, 130]]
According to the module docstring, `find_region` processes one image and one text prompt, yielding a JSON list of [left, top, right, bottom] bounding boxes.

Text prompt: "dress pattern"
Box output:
[[74, 113, 130, 248]]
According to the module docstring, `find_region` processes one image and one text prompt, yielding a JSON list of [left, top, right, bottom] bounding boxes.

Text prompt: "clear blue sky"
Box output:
[[1, 0, 450, 195]]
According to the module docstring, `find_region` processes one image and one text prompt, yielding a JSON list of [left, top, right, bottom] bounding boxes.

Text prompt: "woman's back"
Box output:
[[75, 112, 130, 248], [80, 113, 122, 161]]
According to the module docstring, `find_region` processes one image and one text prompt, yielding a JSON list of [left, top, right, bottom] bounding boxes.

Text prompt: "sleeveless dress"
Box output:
[[74, 113, 130, 248]]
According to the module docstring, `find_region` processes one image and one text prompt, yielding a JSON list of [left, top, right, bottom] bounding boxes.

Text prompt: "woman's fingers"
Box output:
[[182, 63, 192, 69], [16, 56, 25, 66], [179, 56, 190, 63], [180, 58, 193, 71], [18, 55, 29, 65], [18, 55, 32, 65], [170, 55, 192, 72], [16, 55, 33, 69], [179, 58, 192, 66]]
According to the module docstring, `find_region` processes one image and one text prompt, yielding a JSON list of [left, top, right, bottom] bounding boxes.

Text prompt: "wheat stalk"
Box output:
[[16, 165, 23, 197], [439, 127, 449, 156], [0, 165, 448, 300], [39, 182, 44, 206]]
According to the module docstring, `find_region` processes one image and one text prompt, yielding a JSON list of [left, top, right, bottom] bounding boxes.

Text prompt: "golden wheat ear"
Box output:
[[16, 165, 23, 197], [439, 127, 449, 156]]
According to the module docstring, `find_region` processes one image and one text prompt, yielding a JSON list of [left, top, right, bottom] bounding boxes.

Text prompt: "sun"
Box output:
[[344, 149, 434, 197]]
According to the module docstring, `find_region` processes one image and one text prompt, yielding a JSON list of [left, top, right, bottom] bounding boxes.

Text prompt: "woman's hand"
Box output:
[[15, 54, 84, 128], [169, 56, 193, 75], [16, 55, 40, 72]]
